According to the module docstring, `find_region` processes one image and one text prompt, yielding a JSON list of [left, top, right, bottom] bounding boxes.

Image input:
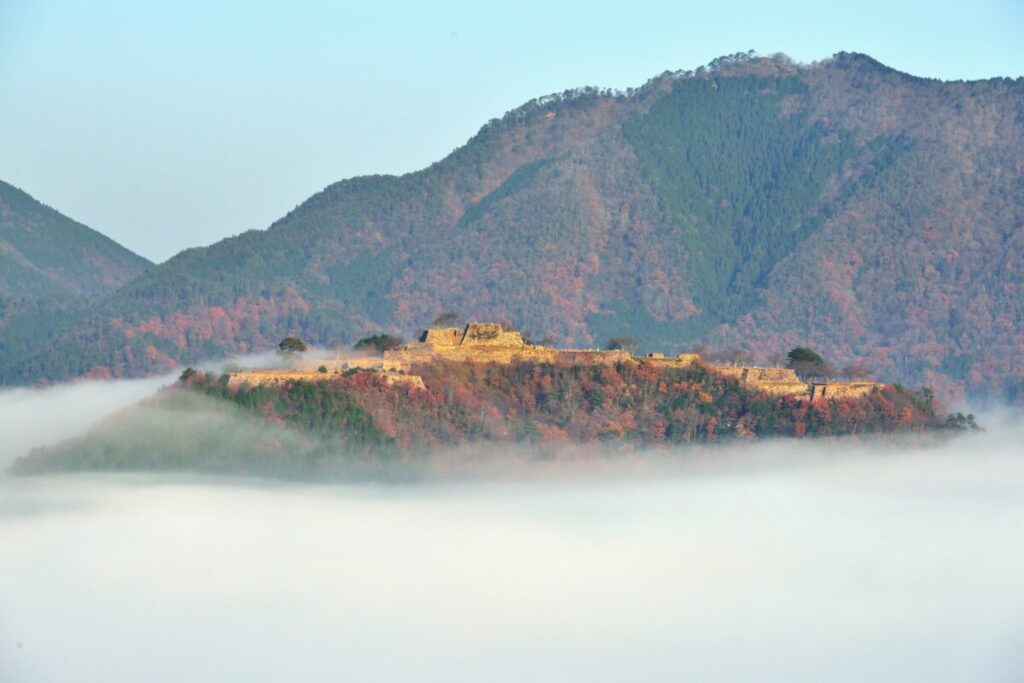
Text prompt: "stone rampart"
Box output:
[[227, 324, 883, 402], [708, 365, 885, 400], [809, 382, 883, 401], [385, 345, 633, 366], [708, 365, 809, 397], [226, 370, 332, 389], [226, 367, 424, 391], [391, 323, 633, 367], [746, 368, 801, 383], [640, 353, 700, 368], [460, 322, 525, 347], [422, 328, 461, 345]]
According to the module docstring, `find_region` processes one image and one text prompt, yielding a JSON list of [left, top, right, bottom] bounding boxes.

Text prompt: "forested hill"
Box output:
[[12, 361, 960, 478], [0, 180, 152, 299], [0, 181, 153, 370], [1, 52, 1022, 402]]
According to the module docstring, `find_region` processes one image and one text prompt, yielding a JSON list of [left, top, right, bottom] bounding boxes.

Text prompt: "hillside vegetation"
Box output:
[[13, 359, 958, 478], [0, 180, 153, 370], [1, 52, 1021, 402]]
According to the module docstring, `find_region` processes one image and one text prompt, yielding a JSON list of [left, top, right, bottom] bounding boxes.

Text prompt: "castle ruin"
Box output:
[[223, 322, 884, 401], [383, 322, 637, 366]]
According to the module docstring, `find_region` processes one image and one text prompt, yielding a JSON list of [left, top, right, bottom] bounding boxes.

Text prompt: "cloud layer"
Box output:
[[3, 429, 1024, 681], [2, 377, 1022, 682]]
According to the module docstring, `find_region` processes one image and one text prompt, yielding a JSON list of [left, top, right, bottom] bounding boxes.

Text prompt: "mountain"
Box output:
[[0, 180, 153, 369], [1, 52, 1021, 402], [0, 180, 152, 299]]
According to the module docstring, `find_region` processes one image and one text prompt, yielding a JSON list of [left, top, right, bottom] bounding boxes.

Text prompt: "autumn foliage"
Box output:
[[189, 359, 950, 452]]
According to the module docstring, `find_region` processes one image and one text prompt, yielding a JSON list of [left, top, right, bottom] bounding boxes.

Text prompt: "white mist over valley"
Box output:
[[1, 380, 1023, 682]]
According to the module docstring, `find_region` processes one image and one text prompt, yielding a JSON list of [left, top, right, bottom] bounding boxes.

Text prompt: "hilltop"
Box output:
[[226, 322, 883, 402], [1, 52, 1021, 403], [13, 323, 967, 478]]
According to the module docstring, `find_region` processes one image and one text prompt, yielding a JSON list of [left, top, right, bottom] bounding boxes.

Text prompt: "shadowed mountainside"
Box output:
[[0, 180, 153, 369], [0, 180, 152, 299], [1, 52, 1021, 401]]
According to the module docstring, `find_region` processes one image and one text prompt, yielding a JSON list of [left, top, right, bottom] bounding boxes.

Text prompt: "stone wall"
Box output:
[[228, 324, 884, 402], [460, 322, 525, 347], [422, 328, 461, 345], [291, 357, 409, 373], [746, 368, 801, 383], [226, 370, 332, 389], [707, 365, 885, 400], [809, 382, 884, 401], [640, 353, 700, 368], [384, 343, 633, 367], [391, 322, 630, 367], [709, 365, 809, 397], [226, 367, 424, 391]]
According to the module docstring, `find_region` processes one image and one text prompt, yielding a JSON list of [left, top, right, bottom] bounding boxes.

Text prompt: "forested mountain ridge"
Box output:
[[0, 180, 152, 299], [1, 52, 1021, 402], [0, 180, 153, 370]]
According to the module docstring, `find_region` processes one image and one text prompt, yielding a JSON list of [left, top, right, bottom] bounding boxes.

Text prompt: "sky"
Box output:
[[1, 0, 1022, 263]]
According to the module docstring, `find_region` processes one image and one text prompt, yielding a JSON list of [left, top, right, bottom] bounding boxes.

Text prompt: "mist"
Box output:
[[0, 374, 177, 470], [2, 379, 1024, 682]]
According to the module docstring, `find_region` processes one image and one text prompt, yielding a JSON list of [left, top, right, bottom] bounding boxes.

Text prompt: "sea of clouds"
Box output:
[[1, 377, 1022, 682]]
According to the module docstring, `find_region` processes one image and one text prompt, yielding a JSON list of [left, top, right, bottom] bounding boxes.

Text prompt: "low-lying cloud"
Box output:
[[1, 378, 1023, 682], [0, 374, 176, 469]]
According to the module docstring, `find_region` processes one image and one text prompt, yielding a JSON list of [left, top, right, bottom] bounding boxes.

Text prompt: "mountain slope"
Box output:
[[1, 53, 1022, 401], [0, 180, 152, 299], [0, 180, 154, 371]]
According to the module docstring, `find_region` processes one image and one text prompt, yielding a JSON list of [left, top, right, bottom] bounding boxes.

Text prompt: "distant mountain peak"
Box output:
[[0, 180, 152, 300]]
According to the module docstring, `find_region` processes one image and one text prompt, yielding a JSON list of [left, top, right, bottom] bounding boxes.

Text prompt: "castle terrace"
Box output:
[[222, 322, 885, 401]]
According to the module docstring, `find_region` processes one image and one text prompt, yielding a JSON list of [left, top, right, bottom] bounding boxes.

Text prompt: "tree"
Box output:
[[767, 351, 787, 368], [354, 334, 405, 354], [945, 412, 979, 431], [787, 347, 829, 379], [606, 337, 638, 353], [179, 367, 197, 381], [277, 337, 307, 357], [432, 311, 461, 327], [787, 347, 824, 365]]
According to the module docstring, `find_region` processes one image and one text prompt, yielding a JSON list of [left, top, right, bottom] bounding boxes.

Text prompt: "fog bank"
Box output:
[[3, 426, 1024, 682], [3, 377, 1023, 681], [0, 374, 176, 469]]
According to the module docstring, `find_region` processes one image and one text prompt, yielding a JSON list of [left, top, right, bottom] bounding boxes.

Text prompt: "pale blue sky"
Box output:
[[2, 0, 1022, 262]]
